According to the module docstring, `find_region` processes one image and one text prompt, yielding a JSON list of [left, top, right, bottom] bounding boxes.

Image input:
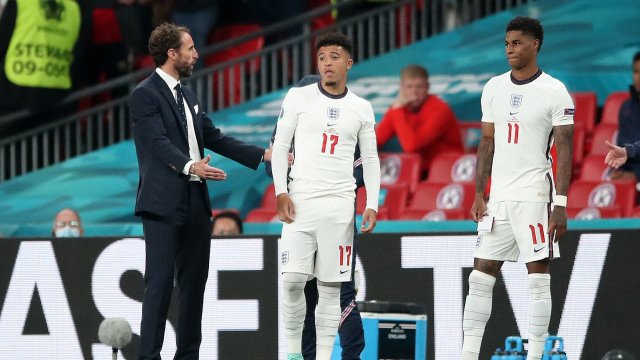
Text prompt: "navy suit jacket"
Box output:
[[131, 71, 264, 217]]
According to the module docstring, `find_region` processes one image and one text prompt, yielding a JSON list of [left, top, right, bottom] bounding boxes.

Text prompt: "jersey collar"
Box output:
[[317, 82, 348, 99], [510, 68, 542, 85]]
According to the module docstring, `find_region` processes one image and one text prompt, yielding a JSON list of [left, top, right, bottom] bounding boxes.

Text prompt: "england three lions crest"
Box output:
[[327, 107, 340, 120], [510, 94, 523, 108]]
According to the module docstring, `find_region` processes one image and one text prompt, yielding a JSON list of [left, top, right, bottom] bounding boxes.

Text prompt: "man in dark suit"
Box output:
[[130, 23, 270, 360]]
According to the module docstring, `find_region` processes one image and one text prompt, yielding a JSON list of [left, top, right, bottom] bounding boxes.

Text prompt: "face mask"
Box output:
[[55, 226, 81, 238]]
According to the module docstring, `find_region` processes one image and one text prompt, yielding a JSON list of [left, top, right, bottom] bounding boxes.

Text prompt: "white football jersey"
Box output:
[[481, 70, 574, 202], [272, 82, 381, 210]]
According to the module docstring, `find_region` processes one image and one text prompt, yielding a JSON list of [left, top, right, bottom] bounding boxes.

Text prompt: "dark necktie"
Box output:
[[174, 83, 188, 131]]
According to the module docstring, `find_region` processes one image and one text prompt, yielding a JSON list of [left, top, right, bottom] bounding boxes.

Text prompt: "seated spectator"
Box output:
[[52, 208, 84, 238], [375, 64, 463, 177], [612, 51, 640, 180], [212, 211, 243, 236]]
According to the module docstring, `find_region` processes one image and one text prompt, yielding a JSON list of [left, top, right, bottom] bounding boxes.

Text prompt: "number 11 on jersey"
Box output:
[[321, 133, 339, 154]]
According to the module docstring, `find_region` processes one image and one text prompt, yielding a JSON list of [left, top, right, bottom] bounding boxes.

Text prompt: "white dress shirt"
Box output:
[[155, 68, 202, 180]]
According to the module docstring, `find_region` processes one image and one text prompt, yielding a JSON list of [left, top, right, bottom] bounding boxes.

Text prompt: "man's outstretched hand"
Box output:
[[192, 155, 227, 180], [604, 141, 629, 169]]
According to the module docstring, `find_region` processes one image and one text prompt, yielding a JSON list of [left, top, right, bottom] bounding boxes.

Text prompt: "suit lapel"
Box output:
[[151, 72, 189, 142]]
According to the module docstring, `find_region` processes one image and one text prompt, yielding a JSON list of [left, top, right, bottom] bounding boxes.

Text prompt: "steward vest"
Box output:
[[4, 0, 80, 89]]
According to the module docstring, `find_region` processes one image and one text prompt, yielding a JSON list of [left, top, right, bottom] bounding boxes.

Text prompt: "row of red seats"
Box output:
[[569, 91, 629, 178], [246, 149, 639, 222]]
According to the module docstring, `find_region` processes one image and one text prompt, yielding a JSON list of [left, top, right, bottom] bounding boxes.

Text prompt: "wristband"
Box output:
[[554, 195, 567, 207]]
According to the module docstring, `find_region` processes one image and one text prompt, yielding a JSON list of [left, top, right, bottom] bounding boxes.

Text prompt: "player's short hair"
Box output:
[[213, 211, 243, 234], [506, 16, 543, 52], [315, 32, 353, 56], [633, 51, 640, 64], [401, 64, 429, 80], [149, 23, 190, 67]]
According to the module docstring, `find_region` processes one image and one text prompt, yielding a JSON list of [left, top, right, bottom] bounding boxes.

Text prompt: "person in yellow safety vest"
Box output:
[[0, 0, 86, 125]]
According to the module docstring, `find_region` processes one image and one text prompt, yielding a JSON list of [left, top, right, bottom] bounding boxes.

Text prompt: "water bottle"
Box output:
[[504, 336, 526, 360], [543, 335, 567, 360]]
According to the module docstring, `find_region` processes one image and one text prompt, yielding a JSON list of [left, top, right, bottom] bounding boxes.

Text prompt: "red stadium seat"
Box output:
[[567, 207, 622, 220], [356, 184, 409, 220], [379, 152, 421, 193], [579, 154, 612, 182], [259, 183, 277, 209], [600, 91, 630, 125], [398, 208, 466, 221], [244, 208, 279, 223], [567, 180, 636, 217], [205, 24, 264, 108], [589, 124, 618, 156], [571, 92, 597, 135], [407, 181, 475, 219], [426, 152, 474, 184]]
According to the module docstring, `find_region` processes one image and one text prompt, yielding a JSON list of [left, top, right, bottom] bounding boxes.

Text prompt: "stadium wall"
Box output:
[[1, 229, 638, 359]]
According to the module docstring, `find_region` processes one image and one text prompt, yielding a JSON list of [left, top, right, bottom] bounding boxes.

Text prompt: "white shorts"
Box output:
[[474, 201, 560, 263], [280, 194, 355, 282]]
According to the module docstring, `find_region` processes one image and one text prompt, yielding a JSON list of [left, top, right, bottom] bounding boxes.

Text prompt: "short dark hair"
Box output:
[[213, 211, 243, 234], [633, 51, 640, 64], [315, 32, 353, 56], [148, 23, 190, 67], [506, 16, 543, 52]]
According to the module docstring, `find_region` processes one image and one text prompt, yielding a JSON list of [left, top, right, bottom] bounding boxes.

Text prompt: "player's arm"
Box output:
[[471, 122, 494, 221], [549, 123, 573, 241], [273, 91, 298, 223], [549, 87, 575, 242], [359, 104, 381, 233]]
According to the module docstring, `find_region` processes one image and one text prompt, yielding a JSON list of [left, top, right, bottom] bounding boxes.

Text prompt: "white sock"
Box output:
[[282, 272, 309, 353], [527, 273, 551, 360], [315, 280, 341, 360], [462, 270, 496, 360]]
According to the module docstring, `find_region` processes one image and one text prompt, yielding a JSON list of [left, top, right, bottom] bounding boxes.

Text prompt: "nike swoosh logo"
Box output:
[[340, 270, 349, 274], [534, 247, 546, 253], [510, 112, 518, 115], [327, 123, 337, 127]]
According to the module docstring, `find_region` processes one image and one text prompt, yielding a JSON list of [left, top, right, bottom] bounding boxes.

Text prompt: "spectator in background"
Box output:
[[171, 0, 221, 70], [375, 64, 463, 177], [611, 51, 640, 180], [212, 211, 243, 236], [52, 208, 84, 238], [85, 0, 154, 98]]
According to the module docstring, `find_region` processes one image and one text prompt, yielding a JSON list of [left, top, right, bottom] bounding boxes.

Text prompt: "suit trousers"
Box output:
[[139, 181, 212, 360]]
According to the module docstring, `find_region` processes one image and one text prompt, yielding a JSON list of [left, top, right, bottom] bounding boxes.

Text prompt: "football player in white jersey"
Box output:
[[462, 17, 574, 360], [271, 33, 381, 360]]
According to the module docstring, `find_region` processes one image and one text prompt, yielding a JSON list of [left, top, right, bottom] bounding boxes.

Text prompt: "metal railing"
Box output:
[[0, 0, 530, 182]]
